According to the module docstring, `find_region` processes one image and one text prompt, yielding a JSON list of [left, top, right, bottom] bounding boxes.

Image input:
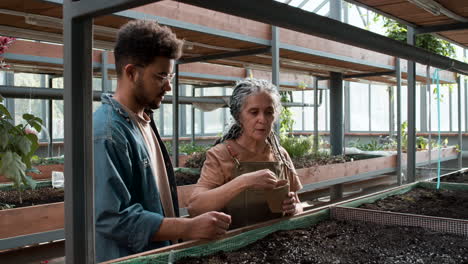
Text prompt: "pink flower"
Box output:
[[0, 46, 6, 54], [0, 36, 15, 46], [24, 127, 38, 135]]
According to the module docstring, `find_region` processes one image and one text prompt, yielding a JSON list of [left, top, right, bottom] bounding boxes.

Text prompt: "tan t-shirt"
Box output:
[[122, 106, 176, 218], [195, 139, 303, 193]]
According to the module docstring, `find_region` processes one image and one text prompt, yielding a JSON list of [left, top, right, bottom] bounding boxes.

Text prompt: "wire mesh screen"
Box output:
[[114, 209, 329, 264]]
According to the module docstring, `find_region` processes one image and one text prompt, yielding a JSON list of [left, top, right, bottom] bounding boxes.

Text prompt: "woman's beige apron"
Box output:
[[224, 159, 289, 229]]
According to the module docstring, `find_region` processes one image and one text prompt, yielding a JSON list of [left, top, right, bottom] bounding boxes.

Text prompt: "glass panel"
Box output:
[[430, 85, 451, 131], [52, 100, 64, 140], [291, 107, 303, 131], [14, 73, 43, 87], [370, 84, 389, 131], [204, 108, 224, 134], [349, 82, 369, 131], [163, 104, 173, 136]]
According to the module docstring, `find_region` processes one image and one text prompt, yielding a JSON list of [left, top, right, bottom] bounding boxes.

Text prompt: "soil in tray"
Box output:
[[359, 187, 468, 219], [177, 220, 468, 264], [435, 171, 468, 184], [0, 187, 64, 209], [175, 171, 200, 186]]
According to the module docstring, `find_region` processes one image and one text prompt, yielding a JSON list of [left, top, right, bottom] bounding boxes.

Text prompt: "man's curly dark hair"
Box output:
[[114, 20, 183, 77]]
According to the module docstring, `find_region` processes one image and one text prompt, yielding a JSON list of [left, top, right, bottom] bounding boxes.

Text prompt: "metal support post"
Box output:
[[449, 83, 453, 131], [368, 83, 372, 131], [406, 26, 417, 183], [389, 86, 394, 137], [396, 59, 403, 185], [426, 66, 432, 170], [272, 25, 280, 134], [63, 1, 95, 262], [458, 76, 463, 169], [465, 49, 468, 132], [329, 71, 343, 200], [330, 72, 343, 156], [172, 64, 180, 167], [101, 51, 110, 92], [314, 77, 319, 152], [344, 81, 350, 152], [329, 0, 342, 21], [191, 86, 195, 143], [48, 76, 54, 157]]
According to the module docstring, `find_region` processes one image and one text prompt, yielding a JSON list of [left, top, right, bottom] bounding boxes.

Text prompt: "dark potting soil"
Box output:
[[292, 154, 350, 169], [359, 187, 468, 219], [175, 171, 200, 186], [435, 171, 468, 184], [0, 186, 64, 209], [177, 220, 468, 264]]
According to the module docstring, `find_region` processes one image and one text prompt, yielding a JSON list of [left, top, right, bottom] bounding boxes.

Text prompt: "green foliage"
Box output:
[[0, 202, 15, 210], [0, 95, 42, 203], [179, 143, 210, 155], [375, 16, 455, 58], [279, 135, 315, 158], [31, 155, 65, 166], [163, 141, 209, 156], [350, 139, 384, 151], [279, 91, 294, 135], [163, 141, 173, 156]]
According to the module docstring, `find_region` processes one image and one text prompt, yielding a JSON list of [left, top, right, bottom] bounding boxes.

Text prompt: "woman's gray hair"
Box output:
[[216, 78, 281, 144], [216, 78, 295, 173]]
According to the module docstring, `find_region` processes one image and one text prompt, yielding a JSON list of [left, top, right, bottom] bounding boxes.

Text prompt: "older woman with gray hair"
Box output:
[[188, 78, 303, 228]]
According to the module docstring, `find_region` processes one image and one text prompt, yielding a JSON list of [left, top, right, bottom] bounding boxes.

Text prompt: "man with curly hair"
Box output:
[[93, 20, 231, 262]]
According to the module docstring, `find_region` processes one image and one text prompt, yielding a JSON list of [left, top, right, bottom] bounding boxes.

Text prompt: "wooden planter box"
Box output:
[[296, 147, 458, 186], [0, 147, 457, 246], [0, 202, 64, 239]]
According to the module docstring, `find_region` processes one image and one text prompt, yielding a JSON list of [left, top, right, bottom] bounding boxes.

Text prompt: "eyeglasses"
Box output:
[[156, 72, 176, 83], [133, 64, 175, 83]]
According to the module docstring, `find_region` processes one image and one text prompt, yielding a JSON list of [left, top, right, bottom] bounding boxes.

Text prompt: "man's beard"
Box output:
[[134, 77, 161, 110]]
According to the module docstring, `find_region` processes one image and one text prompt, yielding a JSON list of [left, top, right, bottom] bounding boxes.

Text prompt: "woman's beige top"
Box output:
[[194, 139, 303, 192]]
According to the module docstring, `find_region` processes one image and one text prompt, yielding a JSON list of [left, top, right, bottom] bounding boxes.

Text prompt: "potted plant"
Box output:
[[0, 95, 43, 203]]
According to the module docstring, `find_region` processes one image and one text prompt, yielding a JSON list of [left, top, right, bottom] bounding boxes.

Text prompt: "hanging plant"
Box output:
[[373, 16, 455, 58]]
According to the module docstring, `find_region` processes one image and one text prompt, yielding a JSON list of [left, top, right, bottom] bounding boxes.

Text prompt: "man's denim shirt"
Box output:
[[94, 94, 179, 262]]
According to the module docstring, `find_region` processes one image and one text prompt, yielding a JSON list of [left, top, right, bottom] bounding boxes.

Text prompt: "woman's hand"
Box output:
[[239, 169, 277, 190], [282, 192, 302, 215]]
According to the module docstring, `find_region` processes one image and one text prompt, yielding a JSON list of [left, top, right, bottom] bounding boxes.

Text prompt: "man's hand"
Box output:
[[240, 169, 278, 190], [185, 211, 231, 240]]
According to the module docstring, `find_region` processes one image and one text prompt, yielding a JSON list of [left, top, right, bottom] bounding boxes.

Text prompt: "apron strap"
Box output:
[[226, 144, 241, 168]]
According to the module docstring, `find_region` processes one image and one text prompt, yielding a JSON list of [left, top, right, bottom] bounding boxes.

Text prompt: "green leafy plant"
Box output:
[[279, 91, 294, 135], [0, 95, 42, 203], [400, 121, 447, 151], [179, 143, 209, 155], [0, 202, 15, 210], [163, 141, 209, 156], [349, 139, 384, 151], [374, 16, 455, 57], [279, 135, 315, 158]]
